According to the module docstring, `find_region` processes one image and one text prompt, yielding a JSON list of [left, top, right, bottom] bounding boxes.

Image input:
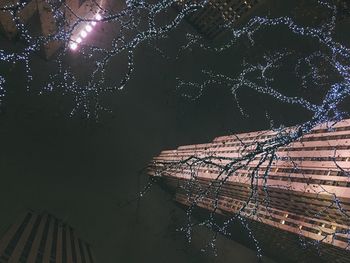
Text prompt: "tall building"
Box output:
[[337, 0, 350, 20], [0, 210, 95, 263], [0, 0, 102, 58], [148, 119, 350, 262], [177, 0, 262, 39]]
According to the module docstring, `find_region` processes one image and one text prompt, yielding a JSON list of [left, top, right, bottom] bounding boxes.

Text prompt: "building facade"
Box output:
[[177, 0, 261, 39], [148, 119, 350, 262], [0, 210, 95, 263]]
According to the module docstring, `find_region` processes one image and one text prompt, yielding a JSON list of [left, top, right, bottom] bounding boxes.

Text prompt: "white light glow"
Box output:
[[80, 30, 87, 38], [69, 20, 95, 51], [86, 25, 93, 32], [91, 21, 97, 26], [95, 13, 102, 20], [69, 42, 78, 50]]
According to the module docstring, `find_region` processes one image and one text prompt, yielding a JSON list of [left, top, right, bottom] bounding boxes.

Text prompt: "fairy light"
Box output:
[[150, 0, 350, 255], [1, 0, 350, 258], [68, 13, 101, 51], [2, 0, 209, 116], [0, 76, 5, 105], [80, 30, 87, 38], [69, 42, 78, 50], [85, 25, 92, 32], [95, 13, 102, 21]]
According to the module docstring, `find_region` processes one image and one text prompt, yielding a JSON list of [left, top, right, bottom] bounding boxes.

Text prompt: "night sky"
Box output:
[[0, 0, 349, 262]]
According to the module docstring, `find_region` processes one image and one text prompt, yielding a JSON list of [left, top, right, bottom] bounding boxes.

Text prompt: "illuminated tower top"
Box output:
[[148, 119, 350, 262]]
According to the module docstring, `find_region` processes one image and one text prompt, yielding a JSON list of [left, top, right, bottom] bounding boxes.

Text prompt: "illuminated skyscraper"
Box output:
[[177, 0, 262, 39], [148, 119, 350, 262], [0, 210, 95, 263]]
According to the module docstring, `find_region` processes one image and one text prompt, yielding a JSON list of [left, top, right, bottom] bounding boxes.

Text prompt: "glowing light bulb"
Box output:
[[85, 25, 92, 32], [91, 21, 97, 26], [76, 37, 82, 43], [69, 42, 78, 50], [80, 30, 87, 38], [95, 13, 102, 20]]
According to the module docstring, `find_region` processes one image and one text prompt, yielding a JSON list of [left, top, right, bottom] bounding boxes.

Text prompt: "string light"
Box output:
[[80, 30, 87, 38], [0, 76, 5, 105], [0, 0, 349, 258], [149, 1, 350, 257], [0, 0, 208, 116], [85, 25, 92, 32], [69, 42, 78, 50], [95, 13, 102, 21]]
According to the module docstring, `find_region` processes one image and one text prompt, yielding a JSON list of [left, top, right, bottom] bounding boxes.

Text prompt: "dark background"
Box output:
[[0, 0, 349, 262]]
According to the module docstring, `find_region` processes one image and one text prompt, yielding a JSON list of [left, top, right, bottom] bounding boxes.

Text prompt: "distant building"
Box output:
[[337, 0, 350, 20], [0, 210, 95, 263], [294, 0, 350, 26], [148, 119, 350, 262], [177, 0, 262, 39]]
